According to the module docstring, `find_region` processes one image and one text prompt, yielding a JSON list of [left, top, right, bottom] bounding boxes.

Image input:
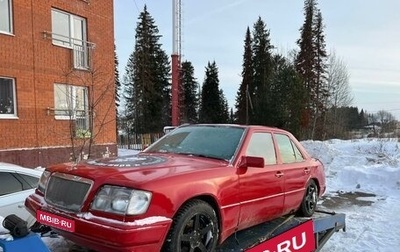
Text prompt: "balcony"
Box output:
[[43, 31, 95, 70], [72, 43, 91, 70]]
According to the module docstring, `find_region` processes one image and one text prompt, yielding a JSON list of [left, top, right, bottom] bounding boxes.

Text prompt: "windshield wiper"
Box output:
[[176, 152, 227, 161]]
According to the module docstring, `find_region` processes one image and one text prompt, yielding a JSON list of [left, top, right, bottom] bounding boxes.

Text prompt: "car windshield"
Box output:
[[145, 125, 245, 161]]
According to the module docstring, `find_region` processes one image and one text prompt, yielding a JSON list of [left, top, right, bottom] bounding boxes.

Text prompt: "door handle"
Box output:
[[18, 204, 25, 208], [275, 171, 284, 178], [304, 167, 311, 174]]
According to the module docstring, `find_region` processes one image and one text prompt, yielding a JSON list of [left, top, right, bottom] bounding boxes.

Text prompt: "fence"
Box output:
[[118, 133, 164, 150]]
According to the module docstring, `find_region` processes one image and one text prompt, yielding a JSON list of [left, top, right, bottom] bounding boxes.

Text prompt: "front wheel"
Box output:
[[298, 180, 318, 217], [162, 199, 219, 252]]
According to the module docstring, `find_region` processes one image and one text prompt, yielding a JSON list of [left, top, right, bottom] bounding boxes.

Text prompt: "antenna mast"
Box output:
[[171, 0, 182, 126]]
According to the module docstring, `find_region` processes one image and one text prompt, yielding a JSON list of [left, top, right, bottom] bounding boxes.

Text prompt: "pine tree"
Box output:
[[124, 6, 170, 134], [199, 61, 228, 123], [235, 27, 253, 124], [180, 61, 199, 123]]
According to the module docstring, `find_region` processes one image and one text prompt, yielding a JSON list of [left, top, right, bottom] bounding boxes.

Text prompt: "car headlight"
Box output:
[[90, 185, 152, 215], [37, 170, 51, 194]]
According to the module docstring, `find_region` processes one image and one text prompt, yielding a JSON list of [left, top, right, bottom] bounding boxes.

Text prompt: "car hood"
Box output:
[[47, 153, 230, 186]]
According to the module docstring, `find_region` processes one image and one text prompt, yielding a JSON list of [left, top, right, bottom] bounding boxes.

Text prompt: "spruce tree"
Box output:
[[199, 61, 228, 123], [219, 89, 230, 123], [270, 55, 305, 137], [311, 9, 328, 139], [251, 17, 274, 125], [296, 0, 315, 137], [114, 45, 121, 115], [114, 45, 121, 138], [180, 61, 199, 124], [124, 6, 170, 134], [269, 55, 291, 127], [296, 0, 328, 139], [235, 27, 253, 124]]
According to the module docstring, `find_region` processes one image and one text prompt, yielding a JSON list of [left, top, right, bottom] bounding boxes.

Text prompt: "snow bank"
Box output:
[[302, 138, 400, 251]]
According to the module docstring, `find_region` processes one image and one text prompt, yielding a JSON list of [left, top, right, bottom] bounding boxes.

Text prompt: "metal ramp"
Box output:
[[217, 210, 345, 251]]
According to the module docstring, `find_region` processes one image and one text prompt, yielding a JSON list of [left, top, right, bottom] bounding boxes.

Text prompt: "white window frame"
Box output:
[[0, 77, 17, 119], [51, 9, 90, 69], [54, 84, 89, 130], [0, 0, 13, 34], [51, 8, 87, 48]]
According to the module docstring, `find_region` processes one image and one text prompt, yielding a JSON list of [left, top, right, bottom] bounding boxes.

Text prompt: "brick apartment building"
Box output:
[[0, 0, 117, 168]]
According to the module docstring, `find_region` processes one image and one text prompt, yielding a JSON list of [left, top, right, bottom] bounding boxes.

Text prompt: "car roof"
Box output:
[[0, 162, 43, 177], [180, 124, 286, 132]]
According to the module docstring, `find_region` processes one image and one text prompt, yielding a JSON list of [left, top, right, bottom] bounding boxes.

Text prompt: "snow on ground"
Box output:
[[303, 138, 400, 252], [30, 139, 400, 251]]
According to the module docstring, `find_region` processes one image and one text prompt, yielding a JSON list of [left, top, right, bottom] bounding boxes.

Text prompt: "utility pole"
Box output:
[[171, 0, 182, 126]]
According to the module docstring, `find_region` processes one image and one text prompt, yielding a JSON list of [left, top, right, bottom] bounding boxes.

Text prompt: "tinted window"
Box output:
[[18, 174, 39, 189], [275, 134, 297, 164], [246, 132, 277, 165], [0, 172, 23, 196], [292, 142, 305, 162]]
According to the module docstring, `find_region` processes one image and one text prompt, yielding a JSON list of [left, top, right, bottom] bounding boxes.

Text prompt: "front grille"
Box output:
[[45, 173, 93, 212]]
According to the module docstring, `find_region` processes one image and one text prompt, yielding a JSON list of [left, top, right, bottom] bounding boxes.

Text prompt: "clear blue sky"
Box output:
[[114, 0, 400, 119]]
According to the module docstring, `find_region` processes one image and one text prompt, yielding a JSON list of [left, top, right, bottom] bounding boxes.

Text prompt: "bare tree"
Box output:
[[48, 62, 116, 162], [376, 110, 396, 135], [326, 50, 353, 108], [323, 50, 353, 138], [73, 67, 115, 161]]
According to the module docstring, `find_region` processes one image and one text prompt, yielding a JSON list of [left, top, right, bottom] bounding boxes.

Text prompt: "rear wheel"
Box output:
[[298, 180, 318, 217], [162, 199, 219, 252]]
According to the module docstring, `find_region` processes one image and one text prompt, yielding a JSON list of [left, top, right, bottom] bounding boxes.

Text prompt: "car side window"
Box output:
[[18, 174, 40, 189], [246, 132, 277, 165], [292, 142, 305, 162], [275, 134, 304, 163], [0, 172, 24, 196]]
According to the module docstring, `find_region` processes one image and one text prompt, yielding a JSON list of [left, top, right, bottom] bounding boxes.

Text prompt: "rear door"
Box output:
[[274, 133, 309, 213], [237, 131, 284, 230], [0, 171, 38, 226]]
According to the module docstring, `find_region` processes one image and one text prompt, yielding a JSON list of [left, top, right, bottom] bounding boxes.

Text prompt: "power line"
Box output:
[[132, 0, 140, 13]]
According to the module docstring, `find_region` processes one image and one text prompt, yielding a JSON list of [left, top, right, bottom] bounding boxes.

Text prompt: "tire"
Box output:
[[298, 180, 318, 217], [162, 199, 219, 252]]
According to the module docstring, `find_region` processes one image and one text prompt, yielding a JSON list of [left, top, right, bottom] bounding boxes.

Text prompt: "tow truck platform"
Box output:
[[1, 210, 345, 252], [217, 210, 345, 251]]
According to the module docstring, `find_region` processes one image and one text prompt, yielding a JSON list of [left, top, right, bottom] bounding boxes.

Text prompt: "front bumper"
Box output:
[[25, 193, 172, 252]]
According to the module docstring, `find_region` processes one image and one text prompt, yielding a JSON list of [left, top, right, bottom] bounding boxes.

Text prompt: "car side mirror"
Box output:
[[238, 156, 264, 169]]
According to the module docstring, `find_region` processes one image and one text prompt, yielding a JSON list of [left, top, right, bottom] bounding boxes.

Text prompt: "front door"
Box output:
[[237, 131, 284, 230]]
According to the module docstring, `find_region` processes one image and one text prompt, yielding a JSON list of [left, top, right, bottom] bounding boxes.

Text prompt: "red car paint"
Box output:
[[25, 124, 326, 252]]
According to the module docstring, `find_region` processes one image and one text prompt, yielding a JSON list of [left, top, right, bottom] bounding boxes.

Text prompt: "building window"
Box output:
[[0, 0, 13, 34], [51, 9, 86, 47], [0, 77, 17, 118], [51, 9, 90, 69], [54, 84, 90, 136]]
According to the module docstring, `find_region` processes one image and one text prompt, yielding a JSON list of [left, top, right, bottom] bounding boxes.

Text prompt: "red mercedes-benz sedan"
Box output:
[[25, 124, 326, 252]]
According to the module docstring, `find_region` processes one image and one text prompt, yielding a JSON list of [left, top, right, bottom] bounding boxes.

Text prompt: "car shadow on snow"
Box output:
[[320, 191, 378, 209]]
